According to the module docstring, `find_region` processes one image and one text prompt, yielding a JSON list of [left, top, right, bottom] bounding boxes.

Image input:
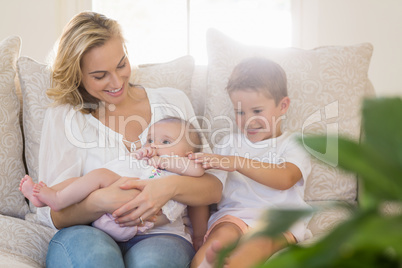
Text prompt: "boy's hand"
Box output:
[[189, 153, 236, 172]]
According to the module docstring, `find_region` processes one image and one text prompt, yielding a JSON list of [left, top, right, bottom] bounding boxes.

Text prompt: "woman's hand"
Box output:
[[113, 172, 223, 226], [88, 176, 146, 227], [112, 178, 174, 227], [188, 152, 236, 172]]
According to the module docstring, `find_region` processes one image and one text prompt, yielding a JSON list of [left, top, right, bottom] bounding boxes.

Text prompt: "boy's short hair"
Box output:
[[156, 117, 203, 153], [226, 57, 288, 105]]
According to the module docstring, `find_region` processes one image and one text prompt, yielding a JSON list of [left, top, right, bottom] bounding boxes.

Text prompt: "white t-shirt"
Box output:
[[208, 131, 312, 242], [36, 87, 224, 242]]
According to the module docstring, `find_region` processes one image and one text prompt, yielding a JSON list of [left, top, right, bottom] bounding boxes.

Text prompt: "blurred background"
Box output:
[[0, 0, 401, 97]]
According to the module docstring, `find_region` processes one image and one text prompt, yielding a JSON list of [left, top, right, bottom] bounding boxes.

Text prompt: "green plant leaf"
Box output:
[[300, 136, 402, 202], [261, 210, 402, 268], [215, 209, 311, 268], [248, 209, 312, 240], [362, 98, 402, 167]]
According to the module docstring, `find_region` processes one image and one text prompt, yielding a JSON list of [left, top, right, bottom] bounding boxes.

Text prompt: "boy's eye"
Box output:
[[253, 109, 263, 114], [235, 111, 245, 116], [147, 139, 154, 144], [162, 140, 171, 145]]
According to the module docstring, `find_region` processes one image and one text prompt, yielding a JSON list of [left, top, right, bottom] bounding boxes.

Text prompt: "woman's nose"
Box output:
[[110, 72, 122, 88]]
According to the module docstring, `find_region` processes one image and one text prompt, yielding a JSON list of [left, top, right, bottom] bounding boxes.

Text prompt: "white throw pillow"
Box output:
[[17, 57, 52, 182], [204, 29, 374, 202], [0, 36, 29, 218], [130, 55, 194, 100], [17, 55, 196, 182]]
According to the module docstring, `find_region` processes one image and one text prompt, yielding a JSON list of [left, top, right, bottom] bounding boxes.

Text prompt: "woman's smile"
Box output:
[[105, 85, 124, 97]]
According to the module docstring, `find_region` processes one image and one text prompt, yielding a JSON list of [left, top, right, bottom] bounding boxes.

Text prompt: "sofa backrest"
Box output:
[[199, 29, 375, 205]]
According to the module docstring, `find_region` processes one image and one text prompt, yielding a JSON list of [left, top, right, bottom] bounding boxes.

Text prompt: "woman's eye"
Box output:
[[117, 62, 126, 69], [94, 74, 106, 80]]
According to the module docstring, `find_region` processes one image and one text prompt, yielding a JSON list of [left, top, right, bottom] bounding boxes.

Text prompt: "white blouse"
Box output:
[[36, 87, 224, 242]]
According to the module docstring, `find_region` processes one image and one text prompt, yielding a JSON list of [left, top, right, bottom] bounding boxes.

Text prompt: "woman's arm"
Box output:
[[51, 177, 141, 229], [111, 173, 222, 227]]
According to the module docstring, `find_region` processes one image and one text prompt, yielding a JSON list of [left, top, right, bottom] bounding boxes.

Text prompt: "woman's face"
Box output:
[[80, 36, 131, 107]]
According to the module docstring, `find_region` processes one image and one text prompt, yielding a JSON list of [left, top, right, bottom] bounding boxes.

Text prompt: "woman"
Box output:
[[38, 11, 223, 267]]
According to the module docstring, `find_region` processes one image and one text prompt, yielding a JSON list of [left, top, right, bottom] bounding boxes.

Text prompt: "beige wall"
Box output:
[[295, 0, 402, 96], [0, 0, 90, 63], [1, 0, 401, 96]]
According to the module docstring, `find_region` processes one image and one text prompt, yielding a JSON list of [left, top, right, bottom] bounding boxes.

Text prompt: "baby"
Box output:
[[20, 117, 204, 242]]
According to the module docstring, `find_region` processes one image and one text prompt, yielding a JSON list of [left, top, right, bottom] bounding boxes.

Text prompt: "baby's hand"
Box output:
[[147, 156, 169, 170], [132, 147, 156, 160]]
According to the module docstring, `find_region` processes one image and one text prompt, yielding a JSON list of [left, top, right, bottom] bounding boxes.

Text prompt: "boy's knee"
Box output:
[[209, 222, 243, 241]]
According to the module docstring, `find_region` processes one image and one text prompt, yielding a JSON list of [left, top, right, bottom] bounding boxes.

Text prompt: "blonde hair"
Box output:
[[226, 57, 288, 105], [47, 11, 126, 113]]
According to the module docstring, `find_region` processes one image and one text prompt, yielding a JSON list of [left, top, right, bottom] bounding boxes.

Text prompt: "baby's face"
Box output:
[[146, 121, 193, 156], [230, 89, 289, 143]]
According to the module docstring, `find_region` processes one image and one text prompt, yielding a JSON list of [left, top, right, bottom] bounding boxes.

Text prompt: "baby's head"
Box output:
[[226, 57, 290, 142], [146, 117, 202, 156]]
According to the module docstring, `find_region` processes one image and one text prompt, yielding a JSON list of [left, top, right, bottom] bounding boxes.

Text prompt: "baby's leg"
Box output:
[[35, 168, 121, 212], [19, 175, 45, 207]]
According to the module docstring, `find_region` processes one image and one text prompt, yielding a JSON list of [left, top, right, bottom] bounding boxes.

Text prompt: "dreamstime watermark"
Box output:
[[300, 101, 339, 167], [63, 101, 340, 167]]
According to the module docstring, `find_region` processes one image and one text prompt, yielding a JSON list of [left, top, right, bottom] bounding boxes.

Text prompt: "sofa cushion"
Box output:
[[17, 55, 196, 184], [17, 57, 52, 183], [204, 28, 374, 202], [0, 36, 30, 218], [130, 55, 195, 100], [190, 65, 208, 117], [0, 214, 56, 268]]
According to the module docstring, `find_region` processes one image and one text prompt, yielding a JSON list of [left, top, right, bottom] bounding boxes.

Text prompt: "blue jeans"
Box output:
[[46, 225, 195, 268]]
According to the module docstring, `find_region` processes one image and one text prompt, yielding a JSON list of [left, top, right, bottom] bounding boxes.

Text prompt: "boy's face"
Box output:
[[146, 121, 193, 156], [230, 89, 290, 143]]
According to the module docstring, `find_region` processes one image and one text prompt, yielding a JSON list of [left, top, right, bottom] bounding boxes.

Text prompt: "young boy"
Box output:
[[20, 117, 205, 242], [190, 57, 312, 267]]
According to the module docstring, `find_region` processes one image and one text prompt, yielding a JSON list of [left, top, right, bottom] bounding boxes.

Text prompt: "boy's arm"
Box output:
[[190, 153, 301, 190], [234, 158, 302, 190], [188, 205, 210, 251], [151, 156, 205, 177]]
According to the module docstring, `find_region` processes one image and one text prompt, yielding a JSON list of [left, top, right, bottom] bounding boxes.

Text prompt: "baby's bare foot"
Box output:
[[19, 175, 46, 207], [34, 182, 64, 212]]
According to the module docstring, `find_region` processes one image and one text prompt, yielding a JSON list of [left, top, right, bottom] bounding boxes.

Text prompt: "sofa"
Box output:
[[0, 28, 375, 267]]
